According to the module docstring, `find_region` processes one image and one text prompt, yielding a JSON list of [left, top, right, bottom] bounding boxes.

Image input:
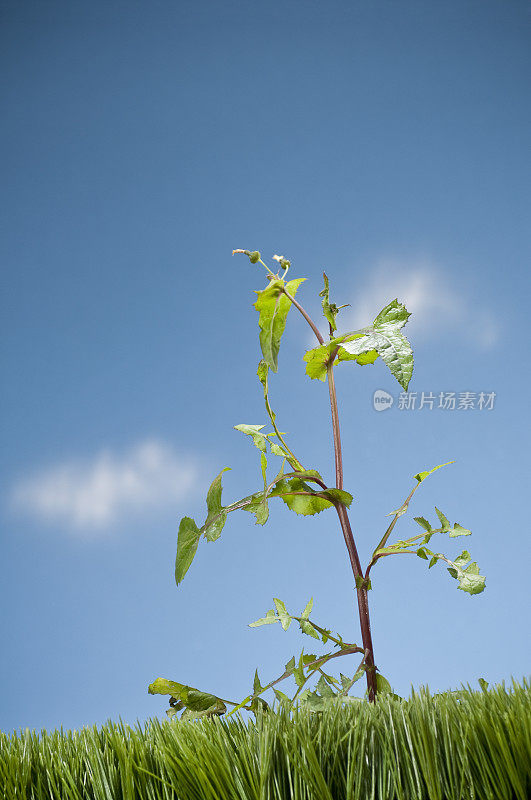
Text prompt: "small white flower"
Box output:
[[272, 254, 284, 263]]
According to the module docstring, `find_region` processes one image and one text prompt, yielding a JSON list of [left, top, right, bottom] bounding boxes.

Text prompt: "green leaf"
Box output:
[[254, 277, 306, 372], [148, 678, 186, 698], [249, 697, 270, 715], [269, 477, 334, 515], [316, 674, 336, 699], [303, 332, 377, 382], [319, 272, 343, 332], [341, 300, 414, 390], [273, 688, 291, 704], [321, 488, 354, 506], [413, 461, 455, 483], [319, 273, 336, 332], [148, 679, 226, 720], [234, 424, 267, 452], [249, 608, 278, 627], [446, 550, 486, 594], [183, 689, 226, 714], [251, 451, 269, 526], [201, 467, 232, 542], [435, 507, 451, 532], [273, 598, 292, 631], [450, 523, 472, 537], [414, 516, 433, 532], [375, 673, 393, 695], [416, 548, 429, 560], [253, 669, 264, 695], [175, 517, 201, 586], [300, 691, 326, 712], [284, 656, 296, 674], [241, 491, 269, 525], [300, 619, 320, 640], [300, 597, 313, 620]]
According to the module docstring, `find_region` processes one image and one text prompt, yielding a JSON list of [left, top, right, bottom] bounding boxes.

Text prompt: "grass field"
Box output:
[[1, 679, 529, 800]]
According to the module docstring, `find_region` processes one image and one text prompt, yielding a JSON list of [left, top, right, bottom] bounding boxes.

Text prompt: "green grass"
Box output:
[[1, 679, 529, 800]]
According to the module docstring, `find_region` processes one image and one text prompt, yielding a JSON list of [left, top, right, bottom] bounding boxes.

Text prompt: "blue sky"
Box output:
[[1, 0, 530, 734]]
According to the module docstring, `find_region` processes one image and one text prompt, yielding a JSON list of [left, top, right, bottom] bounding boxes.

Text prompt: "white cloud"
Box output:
[[344, 257, 499, 349], [9, 439, 198, 531]]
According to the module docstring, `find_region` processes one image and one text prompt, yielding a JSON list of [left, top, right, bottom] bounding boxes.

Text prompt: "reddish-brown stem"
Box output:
[[282, 289, 325, 345], [284, 287, 378, 701]]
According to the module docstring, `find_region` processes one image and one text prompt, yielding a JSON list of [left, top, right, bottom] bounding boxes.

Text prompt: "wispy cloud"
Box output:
[[9, 440, 198, 531], [344, 257, 499, 349]]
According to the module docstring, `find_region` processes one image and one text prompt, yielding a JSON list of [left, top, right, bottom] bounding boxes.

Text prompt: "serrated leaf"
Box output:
[[316, 674, 336, 698], [253, 669, 264, 695], [450, 523, 472, 537], [249, 608, 278, 627], [270, 442, 290, 458], [273, 688, 291, 704], [434, 507, 451, 531], [341, 300, 413, 390], [234, 424, 268, 452], [414, 516, 433, 532], [445, 550, 486, 594], [300, 619, 320, 640], [303, 332, 376, 382], [254, 277, 306, 372], [175, 517, 201, 585], [284, 656, 296, 674], [454, 550, 472, 567], [413, 461, 454, 483], [300, 597, 313, 619], [269, 477, 334, 515], [300, 691, 326, 712], [241, 491, 269, 525], [273, 598, 292, 631], [293, 665, 305, 687]]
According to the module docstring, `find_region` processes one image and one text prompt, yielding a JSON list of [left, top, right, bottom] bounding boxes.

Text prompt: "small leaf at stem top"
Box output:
[[254, 277, 306, 372], [273, 598, 292, 631], [413, 461, 455, 483]]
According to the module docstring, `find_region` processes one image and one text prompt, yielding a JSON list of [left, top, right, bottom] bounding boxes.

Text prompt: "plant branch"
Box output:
[[372, 485, 419, 556], [271, 286, 378, 700], [282, 288, 324, 345]]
